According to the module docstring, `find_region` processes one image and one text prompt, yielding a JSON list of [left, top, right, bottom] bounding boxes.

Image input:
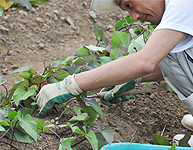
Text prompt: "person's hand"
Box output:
[[99, 78, 141, 106], [37, 75, 82, 118]]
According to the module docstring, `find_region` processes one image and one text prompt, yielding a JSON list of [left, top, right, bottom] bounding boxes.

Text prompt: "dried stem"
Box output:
[[42, 130, 51, 150], [0, 139, 20, 150]]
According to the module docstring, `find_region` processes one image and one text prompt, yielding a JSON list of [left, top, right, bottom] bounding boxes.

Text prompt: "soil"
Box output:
[[0, 0, 191, 149]]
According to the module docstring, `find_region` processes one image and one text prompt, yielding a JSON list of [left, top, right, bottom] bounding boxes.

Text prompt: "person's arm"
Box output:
[[75, 29, 185, 91], [141, 64, 164, 82]]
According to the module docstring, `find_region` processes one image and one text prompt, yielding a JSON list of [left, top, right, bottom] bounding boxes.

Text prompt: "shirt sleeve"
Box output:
[[154, 0, 193, 53], [155, 0, 193, 36]]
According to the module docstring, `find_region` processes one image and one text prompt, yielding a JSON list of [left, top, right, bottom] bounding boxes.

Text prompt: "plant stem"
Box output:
[[14, 132, 22, 150], [49, 129, 61, 139], [0, 84, 8, 106], [42, 130, 51, 150], [0, 127, 11, 139], [0, 139, 20, 150], [59, 99, 80, 121], [42, 142, 61, 150], [72, 137, 86, 148]]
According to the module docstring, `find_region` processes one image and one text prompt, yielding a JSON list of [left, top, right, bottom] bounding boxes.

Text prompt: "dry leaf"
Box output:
[[0, 0, 14, 10]]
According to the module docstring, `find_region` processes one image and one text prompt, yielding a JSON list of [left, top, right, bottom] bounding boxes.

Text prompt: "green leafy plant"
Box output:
[[153, 133, 191, 150], [0, 16, 162, 150]]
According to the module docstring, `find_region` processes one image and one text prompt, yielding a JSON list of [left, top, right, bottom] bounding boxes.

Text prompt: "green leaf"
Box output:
[[168, 143, 176, 150], [29, 0, 48, 5], [75, 46, 90, 57], [179, 132, 191, 147], [73, 57, 86, 65], [8, 81, 25, 102], [83, 126, 87, 133], [19, 72, 33, 80], [0, 120, 10, 126], [98, 56, 113, 65], [85, 45, 106, 52], [64, 108, 71, 114], [59, 137, 76, 150], [20, 108, 34, 116], [128, 35, 145, 54], [83, 96, 103, 120], [51, 56, 75, 66], [115, 16, 135, 31], [96, 132, 107, 149], [36, 120, 47, 133], [8, 111, 17, 120], [0, 125, 5, 131], [4, 128, 32, 143], [0, 109, 6, 120], [65, 66, 81, 75], [0, 6, 4, 17], [61, 138, 73, 150], [11, 66, 31, 74], [153, 134, 169, 146], [55, 69, 70, 81], [71, 126, 85, 135], [110, 47, 120, 60], [111, 31, 131, 48], [94, 27, 108, 47], [79, 102, 97, 126], [13, 86, 36, 106], [86, 130, 98, 150], [30, 75, 45, 84], [31, 102, 38, 106], [98, 126, 114, 144], [70, 106, 89, 121], [18, 111, 37, 142]]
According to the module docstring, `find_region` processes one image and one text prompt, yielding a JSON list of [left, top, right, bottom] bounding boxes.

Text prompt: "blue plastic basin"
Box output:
[[100, 143, 193, 150]]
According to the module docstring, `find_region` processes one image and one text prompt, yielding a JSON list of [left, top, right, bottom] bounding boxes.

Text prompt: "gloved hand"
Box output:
[[37, 75, 82, 118], [99, 78, 142, 106]]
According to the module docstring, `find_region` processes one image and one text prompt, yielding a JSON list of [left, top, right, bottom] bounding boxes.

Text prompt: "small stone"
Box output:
[[37, 43, 44, 50], [45, 12, 51, 17], [136, 122, 143, 126], [152, 111, 159, 118], [65, 16, 74, 27], [150, 94, 155, 99], [60, 16, 65, 21], [31, 7, 36, 12], [19, 10, 28, 16], [54, 14, 58, 21], [11, 8, 17, 11], [53, 10, 59, 15], [89, 11, 97, 19], [82, 2, 87, 7], [11, 65, 19, 70], [2, 68, 8, 75], [36, 17, 44, 23], [55, 121, 59, 125], [106, 24, 114, 31], [3, 15, 10, 20], [0, 25, 9, 32], [115, 128, 119, 132]]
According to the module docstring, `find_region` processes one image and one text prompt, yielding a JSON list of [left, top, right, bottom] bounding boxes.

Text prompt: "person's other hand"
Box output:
[[99, 80, 136, 106], [37, 75, 82, 118]]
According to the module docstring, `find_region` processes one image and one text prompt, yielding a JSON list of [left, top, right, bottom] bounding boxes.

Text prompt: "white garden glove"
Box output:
[[37, 75, 82, 117]]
